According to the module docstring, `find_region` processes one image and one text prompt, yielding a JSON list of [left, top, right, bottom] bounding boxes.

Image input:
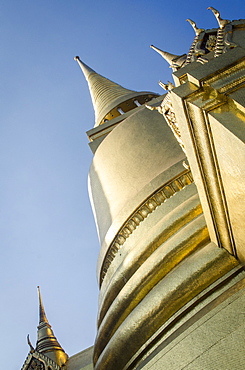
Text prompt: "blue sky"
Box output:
[[1, 1, 244, 368]]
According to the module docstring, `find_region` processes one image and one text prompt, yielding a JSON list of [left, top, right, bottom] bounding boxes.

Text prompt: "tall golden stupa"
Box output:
[[21, 8, 245, 370]]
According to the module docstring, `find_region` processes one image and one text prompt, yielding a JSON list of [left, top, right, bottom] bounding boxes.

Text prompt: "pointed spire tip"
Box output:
[[37, 286, 49, 324]]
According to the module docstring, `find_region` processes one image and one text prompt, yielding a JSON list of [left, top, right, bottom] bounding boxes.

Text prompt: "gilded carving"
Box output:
[[100, 170, 193, 284], [205, 34, 217, 51], [184, 19, 205, 65], [28, 359, 45, 370], [146, 93, 186, 153]]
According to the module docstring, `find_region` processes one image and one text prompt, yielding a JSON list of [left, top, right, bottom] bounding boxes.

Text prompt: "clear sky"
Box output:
[[1, 1, 244, 368]]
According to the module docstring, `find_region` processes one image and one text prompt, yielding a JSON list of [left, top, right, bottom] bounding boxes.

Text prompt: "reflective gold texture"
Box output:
[[94, 244, 238, 370], [99, 169, 193, 284], [94, 214, 209, 362], [98, 192, 202, 326], [171, 43, 245, 264]]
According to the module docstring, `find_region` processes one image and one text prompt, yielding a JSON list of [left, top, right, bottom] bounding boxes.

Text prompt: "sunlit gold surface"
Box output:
[[82, 17, 245, 370], [98, 191, 202, 324], [95, 214, 209, 360], [99, 169, 193, 284], [89, 107, 185, 251], [171, 42, 245, 263], [94, 243, 238, 370]]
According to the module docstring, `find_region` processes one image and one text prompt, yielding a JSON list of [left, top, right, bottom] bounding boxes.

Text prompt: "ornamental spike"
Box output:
[[207, 7, 230, 29], [150, 45, 186, 71], [186, 19, 204, 36]]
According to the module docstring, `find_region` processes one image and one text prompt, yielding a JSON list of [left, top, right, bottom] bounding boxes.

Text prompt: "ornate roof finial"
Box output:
[[186, 19, 204, 36], [207, 7, 230, 29], [150, 45, 186, 71]]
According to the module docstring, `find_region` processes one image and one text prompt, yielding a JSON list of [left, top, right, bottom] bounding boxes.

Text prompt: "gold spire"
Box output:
[[37, 286, 48, 324], [150, 45, 186, 71], [36, 287, 68, 367], [74, 56, 158, 127]]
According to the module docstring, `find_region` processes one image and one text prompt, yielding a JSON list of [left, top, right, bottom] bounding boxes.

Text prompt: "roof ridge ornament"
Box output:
[[27, 334, 35, 353], [152, 8, 239, 69], [158, 81, 175, 91], [207, 7, 230, 29], [184, 19, 206, 65], [186, 19, 204, 36], [150, 45, 186, 71], [207, 7, 237, 58]]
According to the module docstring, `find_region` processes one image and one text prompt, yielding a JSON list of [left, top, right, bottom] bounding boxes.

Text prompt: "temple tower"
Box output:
[[75, 19, 245, 366], [21, 8, 245, 370]]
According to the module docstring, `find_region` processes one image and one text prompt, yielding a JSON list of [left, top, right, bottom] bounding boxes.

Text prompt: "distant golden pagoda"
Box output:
[[21, 288, 68, 370]]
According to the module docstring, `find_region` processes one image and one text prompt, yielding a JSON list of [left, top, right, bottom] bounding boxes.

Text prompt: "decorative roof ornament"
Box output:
[[146, 94, 186, 153], [150, 45, 186, 71], [158, 81, 175, 90], [184, 19, 206, 65], [186, 19, 204, 36], [152, 8, 239, 70], [207, 7, 230, 29], [27, 334, 35, 353], [207, 7, 237, 58]]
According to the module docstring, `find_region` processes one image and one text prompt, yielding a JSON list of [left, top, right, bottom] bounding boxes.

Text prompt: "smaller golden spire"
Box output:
[[36, 287, 68, 367]]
